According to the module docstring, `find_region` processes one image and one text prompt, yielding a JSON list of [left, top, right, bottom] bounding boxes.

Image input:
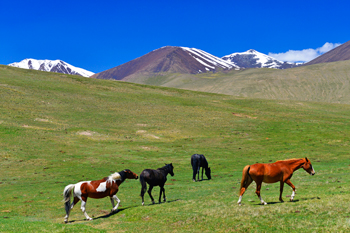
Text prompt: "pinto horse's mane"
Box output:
[[107, 172, 122, 182]]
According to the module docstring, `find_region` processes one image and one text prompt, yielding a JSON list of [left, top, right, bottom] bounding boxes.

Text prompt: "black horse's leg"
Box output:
[[162, 186, 166, 202], [158, 185, 163, 203], [148, 185, 155, 204], [201, 167, 204, 180], [192, 166, 197, 181]]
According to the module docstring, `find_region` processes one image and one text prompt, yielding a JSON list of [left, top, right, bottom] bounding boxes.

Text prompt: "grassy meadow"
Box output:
[[1, 65, 350, 232]]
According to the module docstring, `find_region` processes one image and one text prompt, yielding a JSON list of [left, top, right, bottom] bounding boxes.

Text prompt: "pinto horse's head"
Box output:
[[123, 169, 139, 179], [302, 157, 315, 176]]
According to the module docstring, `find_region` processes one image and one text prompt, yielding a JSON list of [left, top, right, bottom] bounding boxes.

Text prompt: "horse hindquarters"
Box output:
[[139, 174, 147, 206], [237, 165, 253, 205]]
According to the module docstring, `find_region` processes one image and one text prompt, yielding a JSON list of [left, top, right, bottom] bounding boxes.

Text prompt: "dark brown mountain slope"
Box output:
[[91, 46, 220, 80], [305, 40, 350, 65]]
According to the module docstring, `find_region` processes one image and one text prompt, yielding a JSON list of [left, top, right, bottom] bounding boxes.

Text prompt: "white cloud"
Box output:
[[268, 42, 342, 63]]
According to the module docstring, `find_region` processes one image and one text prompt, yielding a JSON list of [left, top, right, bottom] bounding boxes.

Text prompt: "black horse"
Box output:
[[191, 154, 211, 181], [140, 163, 174, 206]]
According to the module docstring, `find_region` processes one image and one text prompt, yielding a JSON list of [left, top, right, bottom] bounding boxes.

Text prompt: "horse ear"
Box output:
[[305, 157, 309, 162]]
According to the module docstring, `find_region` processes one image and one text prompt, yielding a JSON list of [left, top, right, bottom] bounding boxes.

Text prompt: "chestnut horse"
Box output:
[[237, 158, 315, 206], [63, 169, 138, 223]]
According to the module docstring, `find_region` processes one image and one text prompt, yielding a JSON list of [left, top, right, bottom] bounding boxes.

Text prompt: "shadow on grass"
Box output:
[[64, 199, 182, 224], [142, 198, 181, 206]]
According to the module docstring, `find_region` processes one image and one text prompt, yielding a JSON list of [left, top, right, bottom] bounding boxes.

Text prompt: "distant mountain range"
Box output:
[[91, 46, 302, 81], [9, 40, 350, 80], [8, 59, 94, 77]]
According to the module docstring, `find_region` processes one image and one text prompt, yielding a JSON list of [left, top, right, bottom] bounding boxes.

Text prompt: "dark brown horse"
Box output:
[[237, 158, 315, 205], [63, 169, 138, 222], [140, 163, 174, 206]]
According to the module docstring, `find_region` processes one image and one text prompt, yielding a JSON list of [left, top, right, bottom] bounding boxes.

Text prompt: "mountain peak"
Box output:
[[222, 49, 300, 69], [8, 59, 94, 77]]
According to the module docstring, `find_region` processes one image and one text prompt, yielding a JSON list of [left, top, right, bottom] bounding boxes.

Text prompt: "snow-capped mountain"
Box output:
[[181, 47, 239, 71], [8, 59, 94, 77], [91, 46, 239, 81], [222, 49, 301, 69]]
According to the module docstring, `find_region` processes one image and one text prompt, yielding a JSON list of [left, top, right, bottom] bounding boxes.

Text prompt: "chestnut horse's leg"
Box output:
[[255, 182, 267, 205], [80, 196, 93, 221], [279, 181, 284, 202], [285, 179, 296, 201], [237, 165, 253, 205]]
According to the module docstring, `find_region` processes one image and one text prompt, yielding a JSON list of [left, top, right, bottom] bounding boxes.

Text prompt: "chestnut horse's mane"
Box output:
[[275, 158, 304, 163]]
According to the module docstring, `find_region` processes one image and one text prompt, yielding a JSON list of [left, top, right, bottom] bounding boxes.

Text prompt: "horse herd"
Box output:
[[62, 154, 315, 223]]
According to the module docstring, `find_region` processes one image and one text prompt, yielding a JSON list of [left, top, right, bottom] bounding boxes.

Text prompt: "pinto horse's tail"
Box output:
[[62, 184, 75, 203], [239, 165, 252, 194]]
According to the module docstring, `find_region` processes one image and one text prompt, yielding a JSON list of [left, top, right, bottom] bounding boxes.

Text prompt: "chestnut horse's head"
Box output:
[[302, 157, 315, 176], [123, 169, 139, 180]]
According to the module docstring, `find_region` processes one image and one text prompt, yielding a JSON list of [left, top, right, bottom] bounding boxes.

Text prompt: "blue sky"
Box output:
[[1, 0, 349, 73]]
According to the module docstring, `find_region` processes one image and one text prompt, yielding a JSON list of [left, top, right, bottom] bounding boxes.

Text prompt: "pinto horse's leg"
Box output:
[[279, 181, 285, 202], [80, 196, 93, 221], [255, 182, 267, 205], [64, 197, 78, 223], [148, 185, 155, 204], [285, 179, 296, 201], [111, 195, 121, 212]]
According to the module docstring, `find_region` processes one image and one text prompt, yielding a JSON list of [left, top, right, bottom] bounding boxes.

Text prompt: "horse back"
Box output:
[[249, 163, 285, 183], [140, 169, 166, 186], [191, 154, 208, 168]]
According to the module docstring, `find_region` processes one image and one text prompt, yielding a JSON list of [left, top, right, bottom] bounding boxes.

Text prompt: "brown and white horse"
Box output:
[[63, 169, 138, 223], [237, 158, 315, 205]]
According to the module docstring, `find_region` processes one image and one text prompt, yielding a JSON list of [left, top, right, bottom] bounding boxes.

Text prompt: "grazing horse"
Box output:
[[237, 158, 315, 206], [62, 169, 138, 223], [140, 163, 174, 206], [191, 154, 211, 181]]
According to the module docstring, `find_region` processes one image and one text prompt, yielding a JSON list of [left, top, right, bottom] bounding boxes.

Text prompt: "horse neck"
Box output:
[[283, 159, 305, 171], [158, 166, 171, 176]]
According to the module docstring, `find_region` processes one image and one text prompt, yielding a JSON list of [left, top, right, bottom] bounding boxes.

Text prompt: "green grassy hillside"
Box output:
[[1, 65, 350, 232], [125, 60, 350, 104]]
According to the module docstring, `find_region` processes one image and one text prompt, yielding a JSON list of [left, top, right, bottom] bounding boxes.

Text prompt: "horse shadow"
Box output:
[[142, 198, 181, 206], [252, 199, 302, 205]]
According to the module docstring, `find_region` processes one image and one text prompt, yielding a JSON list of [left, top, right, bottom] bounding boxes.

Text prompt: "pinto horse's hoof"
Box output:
[[142, 202, 144, 206]]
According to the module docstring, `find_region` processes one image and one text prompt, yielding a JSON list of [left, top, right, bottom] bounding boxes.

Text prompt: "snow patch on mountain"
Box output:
[[8, 59, 94, 77], [181, 47, 240, 71]]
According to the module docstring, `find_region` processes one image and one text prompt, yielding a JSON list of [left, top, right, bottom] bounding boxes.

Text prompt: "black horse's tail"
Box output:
[[139, 173, 147, 196]]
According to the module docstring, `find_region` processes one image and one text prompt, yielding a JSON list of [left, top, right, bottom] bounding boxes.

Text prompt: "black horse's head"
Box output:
[[205, 167, 211, 180], [166, 163, 174, 177]]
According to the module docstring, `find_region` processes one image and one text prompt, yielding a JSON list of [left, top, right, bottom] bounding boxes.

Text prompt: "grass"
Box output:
[[1, 65, 350, 232]]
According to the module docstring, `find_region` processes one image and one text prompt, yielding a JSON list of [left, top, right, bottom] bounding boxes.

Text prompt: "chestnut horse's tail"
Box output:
[[239, 165, 252, 194], [62, 184, 75, 203]]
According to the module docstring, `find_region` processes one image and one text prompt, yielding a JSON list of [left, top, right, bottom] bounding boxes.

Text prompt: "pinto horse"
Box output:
[[140, 163, 174, 206], [62, 169, 138, 223], [237, 158, 315, 206], [191, 154, 211, 181]]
